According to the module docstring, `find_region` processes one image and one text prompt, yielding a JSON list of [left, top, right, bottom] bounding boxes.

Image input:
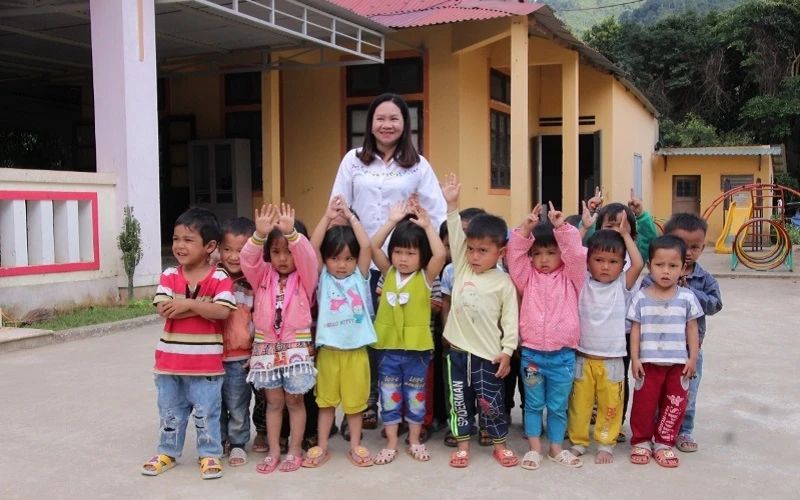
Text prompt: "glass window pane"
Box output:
[[215, 144, 233, 195], [224, 72, 261, 106], [351, 134, 364, 149], [411, 133, 419, 151], [225, 111, 261, 190], [346, 65, 381, 97], [351, 109, 368, 134], [408, 105, 420, 130], [386, 58, 423, 95], [192, 145, 209, 192]]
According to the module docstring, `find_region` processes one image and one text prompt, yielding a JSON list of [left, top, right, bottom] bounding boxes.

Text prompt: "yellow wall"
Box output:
[[610, 79, 658, 209], [652, 155, 771, 242], [168, 74, 221, 139], [280, 66, 341, 223]]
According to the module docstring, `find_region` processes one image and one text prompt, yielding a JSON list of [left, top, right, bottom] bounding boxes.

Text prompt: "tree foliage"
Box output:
[[583, 0, 800, 177]]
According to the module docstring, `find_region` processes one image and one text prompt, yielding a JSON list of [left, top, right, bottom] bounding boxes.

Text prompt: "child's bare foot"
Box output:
[[595, 450, 614, 464]]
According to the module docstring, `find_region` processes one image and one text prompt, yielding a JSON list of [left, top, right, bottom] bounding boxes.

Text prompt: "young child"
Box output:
[[218, 217, 256, 467], [440, 174, 519, 469], [440, 207, 494, 448], [640, 213, 722, 453], [242, 204, 319, 474], [628, 235, 702, 468], [582, 188, 659, 441], [302, 195, 377, 468], [142, 207, 235, 480], [507, 202, 586, 470], [568, 222, 643, 465], [370, 200, 446, 464], [375, 265, 443, 443]]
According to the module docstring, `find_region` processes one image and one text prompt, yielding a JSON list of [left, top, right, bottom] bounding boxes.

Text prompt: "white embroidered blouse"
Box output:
[[330, 148, 447, 240]]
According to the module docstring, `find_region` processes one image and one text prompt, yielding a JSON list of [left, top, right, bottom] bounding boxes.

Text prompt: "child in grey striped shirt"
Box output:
[[627, 235, 702, 469]]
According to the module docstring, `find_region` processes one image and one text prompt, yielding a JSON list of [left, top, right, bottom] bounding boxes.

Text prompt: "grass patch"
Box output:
[[24, 300, 156, 331]]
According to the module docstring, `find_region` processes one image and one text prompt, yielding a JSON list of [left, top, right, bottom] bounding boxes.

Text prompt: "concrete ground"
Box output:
[[1, 277, 798, 499]]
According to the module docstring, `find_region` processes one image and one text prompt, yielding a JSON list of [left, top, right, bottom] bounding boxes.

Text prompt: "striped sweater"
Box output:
[[153, 266, 236, 376]]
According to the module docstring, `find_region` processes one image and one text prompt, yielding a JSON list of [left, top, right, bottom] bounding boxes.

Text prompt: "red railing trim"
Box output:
[[0, 191, 101, 277]]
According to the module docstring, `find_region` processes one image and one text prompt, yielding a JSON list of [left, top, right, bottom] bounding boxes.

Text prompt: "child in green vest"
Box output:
[[370, 200, 447, 465]]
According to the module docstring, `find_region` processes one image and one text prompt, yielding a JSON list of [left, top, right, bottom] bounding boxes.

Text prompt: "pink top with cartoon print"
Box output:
[[240, 234, 319, 344]]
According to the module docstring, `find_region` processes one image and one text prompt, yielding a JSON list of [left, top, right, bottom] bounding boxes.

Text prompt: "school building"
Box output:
[[2, 0, 663, 316]]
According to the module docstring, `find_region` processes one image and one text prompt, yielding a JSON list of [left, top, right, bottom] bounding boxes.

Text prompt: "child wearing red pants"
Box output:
[[627, 235, 702, 468]]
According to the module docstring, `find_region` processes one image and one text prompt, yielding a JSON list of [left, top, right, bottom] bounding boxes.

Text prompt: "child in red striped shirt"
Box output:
[[142, 207, 236, 480]]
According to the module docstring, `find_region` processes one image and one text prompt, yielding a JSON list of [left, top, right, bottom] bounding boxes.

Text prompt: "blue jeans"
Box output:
[[521, 347, 576, 444], [680, 348, 703, 436], [155, 374, 223, 458], [220, 360, 251, 448], [378, 350, 431, 425]]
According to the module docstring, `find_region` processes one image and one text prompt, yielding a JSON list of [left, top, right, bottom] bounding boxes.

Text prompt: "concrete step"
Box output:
[[0, 327, 55, 353]]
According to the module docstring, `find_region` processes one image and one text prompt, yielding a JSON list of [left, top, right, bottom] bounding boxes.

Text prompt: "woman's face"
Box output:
[[371, 101, 404, 151]]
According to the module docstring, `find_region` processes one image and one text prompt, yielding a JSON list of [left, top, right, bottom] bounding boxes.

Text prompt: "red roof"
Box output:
[[328, 0, 545, 28]]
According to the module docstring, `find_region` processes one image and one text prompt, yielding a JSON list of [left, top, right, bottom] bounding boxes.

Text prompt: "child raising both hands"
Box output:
[[507, 201, 587, 470]]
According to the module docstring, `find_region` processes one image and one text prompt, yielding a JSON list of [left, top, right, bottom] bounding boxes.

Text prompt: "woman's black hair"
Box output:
[[321, 225, 360, 261], [264, 219, 308, 262], [594, 203, 638, 240], [586, 229, 626, 258], [648, 235, 687, 262], [388, 219, 433, 269], [356, 93, 420, 168], [531, 220, 557, 250]]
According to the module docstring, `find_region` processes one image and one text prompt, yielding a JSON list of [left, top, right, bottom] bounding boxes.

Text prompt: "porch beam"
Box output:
[[451, 17, 510, 55], [509, 16, 530, 222], [0, 48, 90, 68], [562, 51, 580, 213], [0, 2, 88, 17], [0, 23, 90, 49]]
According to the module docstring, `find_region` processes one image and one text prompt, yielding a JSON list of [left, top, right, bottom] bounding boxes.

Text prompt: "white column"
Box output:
[[26, 200, 55, 265], [53, 200, 80, 263], [0, 200, 28, 267], [90, 0, 161, 287]]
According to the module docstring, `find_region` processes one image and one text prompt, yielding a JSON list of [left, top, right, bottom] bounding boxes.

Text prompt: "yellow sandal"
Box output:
[[199, 457, 223, 479], [141, 454, 176, 476]]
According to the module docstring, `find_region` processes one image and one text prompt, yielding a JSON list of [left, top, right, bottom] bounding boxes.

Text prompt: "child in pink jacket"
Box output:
[[241, 204, 319, 475], [507, 202, 587, 471]]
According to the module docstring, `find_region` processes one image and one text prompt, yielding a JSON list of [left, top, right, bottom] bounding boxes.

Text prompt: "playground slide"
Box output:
[[715, 201, 754, 254]]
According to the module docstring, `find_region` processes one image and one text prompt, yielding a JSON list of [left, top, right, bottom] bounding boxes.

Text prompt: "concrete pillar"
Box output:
[[509, 16, 530, 222], [261, 70, 282, 204], [561, 52, 580, 214], [53, 200, 80, 263], [26, 200, 55, 265], [90, 0, 161, 287], [0, 200, 28, 267]]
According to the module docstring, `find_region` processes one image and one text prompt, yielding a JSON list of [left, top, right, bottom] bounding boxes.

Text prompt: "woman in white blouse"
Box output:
[[329, 92, 447, 436]]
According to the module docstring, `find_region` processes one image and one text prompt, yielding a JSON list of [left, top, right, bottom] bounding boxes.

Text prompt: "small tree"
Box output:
[[117, 205, 143, 302]]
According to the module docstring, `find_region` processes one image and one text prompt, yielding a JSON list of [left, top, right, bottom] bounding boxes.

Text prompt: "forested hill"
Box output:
[[544, 0, 744, 33]]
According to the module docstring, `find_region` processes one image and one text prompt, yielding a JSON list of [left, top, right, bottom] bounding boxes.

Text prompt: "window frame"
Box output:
[[489, 68, 512, 194]]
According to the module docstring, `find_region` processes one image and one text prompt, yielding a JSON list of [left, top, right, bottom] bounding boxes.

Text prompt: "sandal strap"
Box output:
[[199, 457, 221, 471], [145, 454, 172, 472], [354, 446, 371, 457]]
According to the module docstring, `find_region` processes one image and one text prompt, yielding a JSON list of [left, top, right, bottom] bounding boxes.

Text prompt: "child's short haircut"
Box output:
[[663, 212, 708, 236], [321, 225, 360, 261], [565, 214, 582, 228], [595, 203, 638, 240], [460, 207, 486, 222], [587, 229, 625, 258], [439, 220, 448, 240], [389, 220, 433, 269], [175, 207, 221, 245], [648, 234, 687, 262], [264, 219, 308, 262], [221, 217, 255, 238], [466, 214, 508, 247], [531, 220, 557, 249]]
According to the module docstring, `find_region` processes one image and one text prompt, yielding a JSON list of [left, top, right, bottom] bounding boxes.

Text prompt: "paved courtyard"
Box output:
[[1, 277, 798, 499]]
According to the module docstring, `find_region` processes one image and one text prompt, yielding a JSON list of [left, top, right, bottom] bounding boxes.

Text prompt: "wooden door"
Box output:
[[672, 176, 701, 214]]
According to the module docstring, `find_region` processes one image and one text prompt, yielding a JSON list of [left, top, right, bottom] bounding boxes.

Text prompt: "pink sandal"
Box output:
[[256, 456, 279, 474], [279, 454, 303, 472]]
